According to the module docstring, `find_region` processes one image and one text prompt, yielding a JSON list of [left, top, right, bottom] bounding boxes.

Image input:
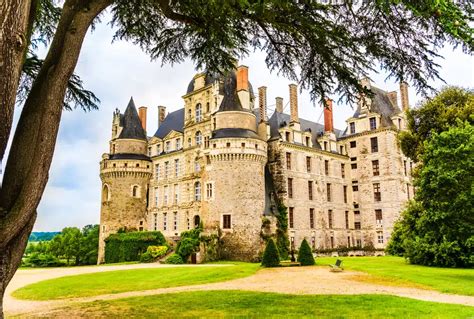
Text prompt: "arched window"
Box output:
[[102, 185, 110, 202], [195, 131, 202, 146], [132, 185, 140, 198], [194, 182, 201, 201], [195, 103, 202, 122]]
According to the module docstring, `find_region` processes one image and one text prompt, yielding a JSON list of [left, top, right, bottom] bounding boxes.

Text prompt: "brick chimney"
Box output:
[[324, 99, 334, 132], [258, 86, 267, 122], [400, 81, 409, 111], [236, 65, 249, 92], [158, 105, 166, 127], [387, 91, 398, 108], [275, 97, 284, 113], [138, 106, 147, 131], [289, 84, 299, 123]]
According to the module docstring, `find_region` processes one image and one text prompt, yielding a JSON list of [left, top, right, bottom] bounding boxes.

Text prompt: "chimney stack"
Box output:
[[387, 91, 398, 108], [289, 84, 299, 123], [258, 86, 267, 122], [158, 105, 166, 127], [400, 81, 409, 111], [275, 97, 284, 113], [236, 65, 249, 92], [324, 99, 334, 133], [138, 106, 147, 132]]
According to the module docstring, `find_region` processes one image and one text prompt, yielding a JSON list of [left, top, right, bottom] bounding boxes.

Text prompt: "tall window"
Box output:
[[206, 182, 213, 199], [306, 156, 311, 172], [223, 214, 232, 229], [305, 136, 310, 146], [163, 186, 168, 205], [155, 164, 160, 180], [153, 213, 158, 231], [341, 163, 345, 178], [407, 183, 410, 200], [285, 131, 291, 142], [194, 160, 200, 172], [309, 208, 315, 229], [102, 185, 110, 202], [372, 160, 380, 176], [369, 117, 377, 130], [176, 138, 181, 150], [345, 211, 349, 229], [326, 183, 331, 202], [350, 122, 355, 134], [175, 159, 180, 177], [194, 182, 201, 201], [289, 207, 294, 228], [343, 186, 348, 203], [373, 183, 381, 201], [164, 161, 169, 178], [288, 178, 293, 198], [308, 181, 313, 200], [195, 103, 202, 122], [377, 231, 384, 244], [404, 160, 407, 175], [204, 136, 210, 148], [174, 184, 179, 204], [286, 152, 292, 170], [154, 187, 159, 207], [325, 160, 329, 175], [328, 210, 333, 229], [354, 221, 361, 230], [324, 141, 328, 151], [165, 141, 171, 152], [195, 131, 202, 146], [370, 137, 378, 153], [173, 212, 178, 230], [132, 185, 139, 198], [163, 213, 167, 231], [375, 209, 383, 224]]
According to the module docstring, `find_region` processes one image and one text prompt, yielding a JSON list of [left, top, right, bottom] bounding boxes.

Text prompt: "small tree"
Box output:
[[297, 239, 315, 266], [261, 239, 280, 267]]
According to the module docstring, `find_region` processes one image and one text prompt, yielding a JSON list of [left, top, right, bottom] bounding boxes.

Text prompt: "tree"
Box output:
[[261, 238, 280, 267], [1, 0, 473, 315], [297, 239, 315, 266], [399, 87, 474, 161], [388, 122, 474, 267]]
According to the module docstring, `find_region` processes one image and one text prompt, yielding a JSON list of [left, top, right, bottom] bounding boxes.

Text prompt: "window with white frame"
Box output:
[[174, 184, 179, 204], [173, 212, 178, 230], [164, 161, 169, 178], [196, 103, 202, 122], [175, 159, 180, 177], [163, 213, 167, 231], [163, 186, 168, 205], [176, 138, 181, 150], [165, 141, 171, 152], [377, 231, 384, 244], [194, 160, 200, 172], [154, 187, 159, 207], [155, 164, 160, 180], [194, 181, 201, 201], [195, 131, 202, 146], [206, 182, 213, 199], [153, 213, 158, 231]]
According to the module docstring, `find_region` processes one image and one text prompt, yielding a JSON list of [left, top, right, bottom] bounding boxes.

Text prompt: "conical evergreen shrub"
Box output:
[[261, 238, 280, 267], [297, 239, 315, 266]]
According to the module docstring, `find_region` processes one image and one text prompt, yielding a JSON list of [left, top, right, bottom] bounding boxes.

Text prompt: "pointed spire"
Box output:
[[118, 97, 147, 140]]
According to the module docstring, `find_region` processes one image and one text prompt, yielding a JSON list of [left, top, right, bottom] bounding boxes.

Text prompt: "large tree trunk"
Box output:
[[0, 1, 111, 317], [0, 0, 32, 162]]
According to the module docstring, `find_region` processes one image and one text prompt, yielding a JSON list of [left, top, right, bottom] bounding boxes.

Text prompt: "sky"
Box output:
[[2, 13, 473, 231]]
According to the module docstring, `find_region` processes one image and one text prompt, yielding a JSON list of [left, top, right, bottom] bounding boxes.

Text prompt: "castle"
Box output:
[[98, 65, 414, 263]]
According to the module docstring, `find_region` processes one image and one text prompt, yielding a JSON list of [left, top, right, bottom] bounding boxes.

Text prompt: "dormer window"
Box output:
[[165, 141, 171, 152], [370, 117, 377, 130], [196, 103, 202, 122], [285, 132, 291, 142], [350, 122, 355, 134], [176, 138, 181, 150]]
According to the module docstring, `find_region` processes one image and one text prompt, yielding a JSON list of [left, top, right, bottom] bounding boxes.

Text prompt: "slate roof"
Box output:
[[153, 108, 185, 139], [109, 153, 151, 161], [118, 97, 147, 140], [186, 72, 255, 99], [212, 128, 260, 140], [218, 72, 243, 112]]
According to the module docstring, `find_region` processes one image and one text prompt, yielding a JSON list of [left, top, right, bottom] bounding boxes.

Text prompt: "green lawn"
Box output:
[[317, 256, 474, 296], [48, 291, 474, 318], [13, 263, 259, 300]]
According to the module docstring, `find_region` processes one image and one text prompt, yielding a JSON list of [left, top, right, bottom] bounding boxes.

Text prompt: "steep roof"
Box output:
[[153, 108, 185, 139], [218, 72, 243, 112], [118, 97, 147, 140]]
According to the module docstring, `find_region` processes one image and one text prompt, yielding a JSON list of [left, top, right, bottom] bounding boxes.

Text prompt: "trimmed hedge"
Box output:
[[297, 239, 315, 266], [261, 239, 280, 267], [105, 231, 166, 263], [165, 253, 184, 264]]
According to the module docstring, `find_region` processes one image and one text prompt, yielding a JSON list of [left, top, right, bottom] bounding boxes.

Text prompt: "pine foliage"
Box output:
[[297, 239, 315, 266], [261, 238, 280, 267]]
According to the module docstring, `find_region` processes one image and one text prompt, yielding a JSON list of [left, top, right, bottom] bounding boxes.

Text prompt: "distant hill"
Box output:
[[29, 232, 60, 242]]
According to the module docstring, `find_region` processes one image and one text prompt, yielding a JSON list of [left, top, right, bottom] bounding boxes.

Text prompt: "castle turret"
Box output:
[[98, 97, 152, 263], [206, 67, 268, 261]]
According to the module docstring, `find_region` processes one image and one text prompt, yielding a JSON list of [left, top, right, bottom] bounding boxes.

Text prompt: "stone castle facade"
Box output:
[[98, 66, 414, 263]]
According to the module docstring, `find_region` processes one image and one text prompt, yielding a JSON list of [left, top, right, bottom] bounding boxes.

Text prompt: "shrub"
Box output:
[[22, 252, 65, 267], [104, 231, 166, 263], [147, 245, 168, 258], [297, 239, 315, 266], [175, 227, 202, 262], [139, 251, 154, 263], [165, 253, 184, 264], [261, 239, 280, 267]]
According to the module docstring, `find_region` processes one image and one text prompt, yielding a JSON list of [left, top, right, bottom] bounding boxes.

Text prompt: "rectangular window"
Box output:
[[356, 239, 362, 247], [324, 141, 328, 151], [343, 186, 348, 203], [174, 184, 179, 204], [325, 160, 329, 175], [375, 209, 383, 224], [330, 236, 334, 248], [223, 214, 231, 229], [328, 210, 333, 229], [308, 181, 313, 200], [163, 213, 167, 231], [326, 183, 331, 202], [173, 212, 178, 231], [206, 182, 213, 199], [352, 180, 359, 191], [163, 186, 168, 205], [350, 122, 355, 134], [404, 160, 407, 176], [176, 138, 181, 150], [154, 187, 159, 207], [370, 137, 378, 153], [407, 183, 410, 200], [164, 161, 169, 178], [354, 221, 361, 230], [288, 178, 293, 198], [377, 231, 384, 244], [350, 141, 356, 148], [204, 136, 210, 148], [309, 208, 315, 229], [345, 211, 349, 229], [347, 236, 351, 247], [155, 164, 160, 180], [341, 163, 345, 178], [370, 117, 377, 130], [153, 213, 158, 231], [165, 141, 171, 152], [148, 147, 151, 157], [306, 156, 311, 172], [373, 183, 381, 202], [286, 152, 292, 170], [175, 159, 180, 177], [372, 160, 380, 176], [289, 207, 294, 229], [285, 131, 291, 142], [340, 145, 344, 154], [311, 237, 316, 250], [306, 136, 311, 146]]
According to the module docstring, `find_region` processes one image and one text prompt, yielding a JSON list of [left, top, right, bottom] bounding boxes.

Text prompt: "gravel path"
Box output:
[[4, 264, 474, 317]]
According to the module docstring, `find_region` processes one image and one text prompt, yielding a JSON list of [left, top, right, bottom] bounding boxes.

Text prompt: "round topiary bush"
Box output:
[[297, 239, 315, 266], [165, 253, 184, 264], [261, 238, 280, 267]]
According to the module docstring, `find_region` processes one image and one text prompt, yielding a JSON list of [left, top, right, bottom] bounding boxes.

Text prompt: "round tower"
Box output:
[[206, 67, 268, 261], [98, 98, 152, 263]]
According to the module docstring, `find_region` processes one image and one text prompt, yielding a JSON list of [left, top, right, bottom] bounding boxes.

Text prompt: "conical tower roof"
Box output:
[[118, 97, 147, 140]]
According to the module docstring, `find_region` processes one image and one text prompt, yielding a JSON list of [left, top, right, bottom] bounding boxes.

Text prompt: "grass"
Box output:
[[13, 262, 260, 300], [48, 291, 474, 318], [317, 256, 474, 296]]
